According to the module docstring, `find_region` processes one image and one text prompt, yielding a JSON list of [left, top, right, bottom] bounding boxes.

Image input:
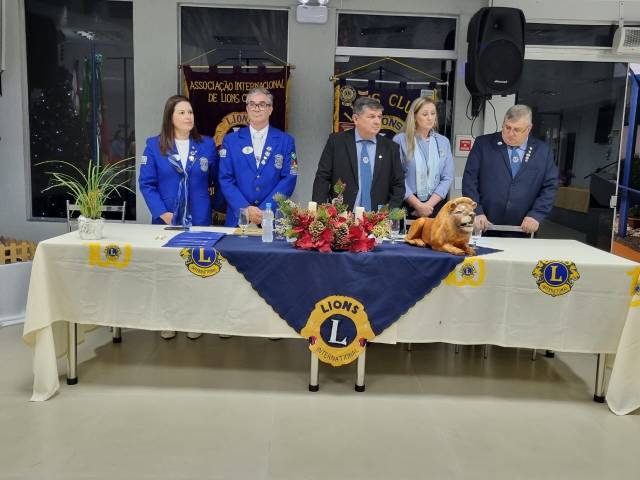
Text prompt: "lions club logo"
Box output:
[[627, 267, 640, 307], [339, 85, 357, 106], [300, 295, 375, 366], [87, 243, 132, 269], [445, 258, 486, 287], [180, 247, 223, 278], [214, 111, 248, 146], [532, 260, 580, 297]]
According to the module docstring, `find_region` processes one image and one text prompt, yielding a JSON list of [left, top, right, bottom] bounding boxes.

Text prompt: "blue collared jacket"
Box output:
[[139, 135, 221, 226], [219, 126, 297, 227], [462, 132, 559, 225]]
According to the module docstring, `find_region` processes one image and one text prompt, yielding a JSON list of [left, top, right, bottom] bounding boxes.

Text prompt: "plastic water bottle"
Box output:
[[262, 203, 274, 242]]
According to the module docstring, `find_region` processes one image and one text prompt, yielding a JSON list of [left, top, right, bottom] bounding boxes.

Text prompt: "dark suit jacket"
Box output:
[[462, 132, 559, 225], [312, 129, 405, 210]]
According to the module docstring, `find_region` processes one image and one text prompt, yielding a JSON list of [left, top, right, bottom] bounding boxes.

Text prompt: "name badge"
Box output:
[[242, 146, 254, 155]]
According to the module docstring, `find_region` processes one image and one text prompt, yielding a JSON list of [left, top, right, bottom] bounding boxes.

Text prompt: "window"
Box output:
[[525, 23, 618, 47], [180, 7, 288, 68], [26, 0, 135, 220], [334, 14, 456, 139], [517, 61, 627, 250], [337, 14, 455, 50]]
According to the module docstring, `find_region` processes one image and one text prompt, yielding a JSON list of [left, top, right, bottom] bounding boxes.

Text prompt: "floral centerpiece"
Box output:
[[274, 180, 404, 253]]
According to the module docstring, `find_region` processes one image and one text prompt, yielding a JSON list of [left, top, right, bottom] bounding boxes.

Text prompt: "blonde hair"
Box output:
[[402, 96, 439, 161]]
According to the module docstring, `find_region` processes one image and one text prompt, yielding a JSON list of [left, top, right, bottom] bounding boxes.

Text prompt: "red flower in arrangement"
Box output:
[[347, 225, 375, 253]]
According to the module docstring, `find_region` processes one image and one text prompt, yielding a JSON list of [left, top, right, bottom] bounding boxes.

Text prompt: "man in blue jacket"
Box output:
[[462, 104, 559, 235], [219, 88, 297, 227]]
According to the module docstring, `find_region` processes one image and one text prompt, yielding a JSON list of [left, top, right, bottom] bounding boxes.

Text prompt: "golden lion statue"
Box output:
[[404, 197, 477, 256]]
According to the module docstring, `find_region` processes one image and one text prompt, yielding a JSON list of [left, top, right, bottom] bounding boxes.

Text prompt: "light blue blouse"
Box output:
[[392, 131, 454, 201]]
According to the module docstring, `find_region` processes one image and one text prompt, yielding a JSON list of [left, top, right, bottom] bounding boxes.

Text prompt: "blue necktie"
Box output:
[[510, 147, 521, 177], [359, 140, 373, 211]]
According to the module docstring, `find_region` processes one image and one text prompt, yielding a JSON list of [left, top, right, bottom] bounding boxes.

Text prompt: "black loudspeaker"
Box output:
[[465, 7, 525, 97]]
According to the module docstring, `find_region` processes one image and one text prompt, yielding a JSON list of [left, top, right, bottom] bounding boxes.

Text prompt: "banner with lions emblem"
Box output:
[[334, 81, 430, 137], [183, 66, 290, 146]]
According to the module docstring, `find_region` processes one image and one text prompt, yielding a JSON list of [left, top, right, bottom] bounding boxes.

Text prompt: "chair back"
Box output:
[[485, 224, 534, 239]]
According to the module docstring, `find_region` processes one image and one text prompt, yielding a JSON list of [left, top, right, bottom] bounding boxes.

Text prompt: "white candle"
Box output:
[[307, 201, 317, 213], [354, 206, 364, 222]]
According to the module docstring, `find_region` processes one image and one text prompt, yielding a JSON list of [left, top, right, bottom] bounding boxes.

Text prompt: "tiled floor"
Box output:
[[1, 323, 638, 479]]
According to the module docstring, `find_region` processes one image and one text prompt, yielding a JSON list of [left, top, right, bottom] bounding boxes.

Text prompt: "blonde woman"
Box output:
[[393, 96, 454, 218]]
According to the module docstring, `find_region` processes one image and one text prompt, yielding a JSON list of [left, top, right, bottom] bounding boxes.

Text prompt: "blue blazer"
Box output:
[[462, 132, 559, 225], [139, 135, 221, 226], [219, 126, 297, 227]]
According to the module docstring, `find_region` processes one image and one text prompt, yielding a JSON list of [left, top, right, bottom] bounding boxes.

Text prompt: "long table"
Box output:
[[22, 223, 640, 414]]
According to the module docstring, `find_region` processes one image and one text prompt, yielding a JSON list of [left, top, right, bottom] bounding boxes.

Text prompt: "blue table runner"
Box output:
[[216, 236, 498, 335]]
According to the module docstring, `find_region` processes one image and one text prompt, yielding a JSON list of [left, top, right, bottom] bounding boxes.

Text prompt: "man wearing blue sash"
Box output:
[[312, 96, 405, 211], [462, 104, 559, 235], [219, 88, 297, 227]]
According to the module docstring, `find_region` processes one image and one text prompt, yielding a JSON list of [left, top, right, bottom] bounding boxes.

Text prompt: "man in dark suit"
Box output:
[[312, 97, 405, 210], [462, 104, 558, 235]]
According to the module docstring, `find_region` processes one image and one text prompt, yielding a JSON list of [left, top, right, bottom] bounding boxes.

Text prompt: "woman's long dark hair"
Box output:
[[159, 95, 202, 155]]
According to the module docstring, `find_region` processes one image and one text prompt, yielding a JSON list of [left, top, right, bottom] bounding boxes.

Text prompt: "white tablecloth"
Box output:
[[22, 224, 640, 414]]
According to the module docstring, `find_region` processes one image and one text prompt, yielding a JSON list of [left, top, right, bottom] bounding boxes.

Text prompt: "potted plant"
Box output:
[[40, 158, 135, 239]]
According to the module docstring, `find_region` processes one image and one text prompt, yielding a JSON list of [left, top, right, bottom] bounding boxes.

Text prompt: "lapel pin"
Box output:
[[497, 141, 503, 146]]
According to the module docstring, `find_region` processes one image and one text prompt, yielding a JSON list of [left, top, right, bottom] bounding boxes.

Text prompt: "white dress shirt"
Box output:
[[249, 125, 269, 167]]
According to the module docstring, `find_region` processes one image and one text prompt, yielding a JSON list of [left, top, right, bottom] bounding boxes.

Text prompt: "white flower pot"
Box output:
[[77, 216, 105, 240]]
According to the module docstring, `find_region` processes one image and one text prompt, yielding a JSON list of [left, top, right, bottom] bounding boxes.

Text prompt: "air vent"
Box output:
[[613, 27, 640, 53]]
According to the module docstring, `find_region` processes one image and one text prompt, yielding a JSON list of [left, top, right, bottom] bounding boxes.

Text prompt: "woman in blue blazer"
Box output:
[[393, 96, 454, 218], [138, 95, 219, 340], [139, 95, 221, 227]]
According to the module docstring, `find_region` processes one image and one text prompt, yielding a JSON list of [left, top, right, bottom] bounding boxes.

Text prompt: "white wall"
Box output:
[[3, 0, 640, 241]]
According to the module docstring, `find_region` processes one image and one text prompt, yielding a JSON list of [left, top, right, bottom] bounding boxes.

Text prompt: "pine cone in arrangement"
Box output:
[[334, 223, 350, 246], [308, 220, 325, 239]]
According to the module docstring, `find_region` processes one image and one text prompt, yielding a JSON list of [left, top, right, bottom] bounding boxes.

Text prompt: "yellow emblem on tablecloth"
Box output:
[[301, 295, 375, 367], [532, 260, 580, 297], [445, 257, 486, 287], [626, 267, 640, 307], [180, 247, 223, 278], [87, 243, 132, 269]]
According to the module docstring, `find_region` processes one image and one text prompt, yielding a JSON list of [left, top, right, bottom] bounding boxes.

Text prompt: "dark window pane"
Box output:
[[25, 0, 136, 220], [525, 23, 616, 47], [180, 7, 288, 67], [338, 14, 456, 50], [517, 60, 627, 250]]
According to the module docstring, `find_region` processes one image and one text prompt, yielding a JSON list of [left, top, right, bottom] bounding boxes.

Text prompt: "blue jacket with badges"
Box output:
[[462, 132, 559, 225], [139, 135, 221, 226], [219, 126, 297, 227]]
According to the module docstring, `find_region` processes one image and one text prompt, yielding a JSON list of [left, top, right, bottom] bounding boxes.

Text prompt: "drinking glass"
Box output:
[[274, 209, 285, 240], [390, 219, 401, 244], [470, 225, 482, 247], [238, 208, 250, 237]]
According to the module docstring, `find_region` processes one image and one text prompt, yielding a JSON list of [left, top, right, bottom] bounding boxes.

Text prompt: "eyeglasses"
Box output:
[[247, 101, 272, 111], [502, 124, 530, 134]]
